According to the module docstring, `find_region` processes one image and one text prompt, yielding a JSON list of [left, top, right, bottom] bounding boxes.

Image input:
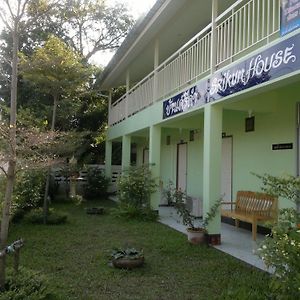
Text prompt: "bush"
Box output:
[[24, 208, 68, 225], [256, 174, 300, 299], [0, 267, 54, 300], [11, 208, 26, 223], [83, 167, 110, 199], [13, 169, 46, 211], [113, 165, 158, 221], [112, 203, 158, 221], [1, 171, 46, 222]]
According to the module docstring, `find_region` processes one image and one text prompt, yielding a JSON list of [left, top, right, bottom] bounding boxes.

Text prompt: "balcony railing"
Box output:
[[109, 0, 280, 126]]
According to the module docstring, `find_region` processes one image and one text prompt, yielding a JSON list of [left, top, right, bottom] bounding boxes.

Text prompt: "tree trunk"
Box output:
[[42, 93, 59, 224], [0, 21, 18, 290], [50, 93, 58, 132]]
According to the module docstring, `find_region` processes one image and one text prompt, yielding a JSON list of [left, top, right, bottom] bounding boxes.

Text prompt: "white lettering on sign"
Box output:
[[209, 44, 297, 96], [165, 87, 202, 117]]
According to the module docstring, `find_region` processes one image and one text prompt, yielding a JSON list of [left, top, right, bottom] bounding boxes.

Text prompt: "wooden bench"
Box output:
[[221, 191, 278, 240]]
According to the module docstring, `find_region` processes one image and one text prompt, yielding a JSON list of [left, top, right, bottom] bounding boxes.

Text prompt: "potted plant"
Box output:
[[173, 188, 221, 244], [111, 247, 144, 269]]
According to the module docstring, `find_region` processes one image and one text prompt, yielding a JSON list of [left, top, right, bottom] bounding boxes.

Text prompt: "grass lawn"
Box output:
[[7, 199, 271, 299]]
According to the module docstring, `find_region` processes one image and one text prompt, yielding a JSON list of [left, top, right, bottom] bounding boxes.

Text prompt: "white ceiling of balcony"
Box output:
[[99, 0, 237, 89]]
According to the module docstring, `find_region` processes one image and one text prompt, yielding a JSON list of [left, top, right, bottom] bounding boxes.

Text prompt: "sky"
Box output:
[[0, 0, 157, 66], [93, 0, 157, 66]]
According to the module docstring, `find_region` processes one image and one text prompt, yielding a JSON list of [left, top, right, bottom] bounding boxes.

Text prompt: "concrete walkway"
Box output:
[[159, 206, 271, 272]]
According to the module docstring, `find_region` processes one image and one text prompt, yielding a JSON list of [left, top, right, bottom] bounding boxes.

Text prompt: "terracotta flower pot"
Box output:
[[112, 257, 144, 269], [186, 228, 206, 244]]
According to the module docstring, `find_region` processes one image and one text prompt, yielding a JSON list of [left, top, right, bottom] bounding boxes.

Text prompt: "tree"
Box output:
[[58, 0, 134, 61], [20, 35, 92, 130], [0, 0, 58, 289], [20, 34, 93, 223]]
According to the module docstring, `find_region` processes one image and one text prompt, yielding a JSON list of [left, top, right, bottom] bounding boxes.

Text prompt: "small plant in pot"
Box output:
[[111, 247, 144, 269], [173, 188, 221, 244]]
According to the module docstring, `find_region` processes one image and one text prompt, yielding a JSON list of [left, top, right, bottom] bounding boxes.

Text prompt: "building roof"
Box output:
[[97, 0, 168, 89], [98, 0, 236, 90]]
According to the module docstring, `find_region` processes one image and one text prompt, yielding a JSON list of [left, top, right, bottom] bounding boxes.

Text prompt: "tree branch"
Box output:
[[25, 0, 60, 29], [19, 0, 31, 20], [0, 165, 8, 177], [0, 9, 12, 31], [4, 0, 15, 19]]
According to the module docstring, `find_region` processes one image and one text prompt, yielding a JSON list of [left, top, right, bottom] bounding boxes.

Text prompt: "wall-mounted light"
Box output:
[[166, 135, 171, 145], [179, 128, 184, 143], [189, 130, 195, 142], [245, 110, 255, 132]]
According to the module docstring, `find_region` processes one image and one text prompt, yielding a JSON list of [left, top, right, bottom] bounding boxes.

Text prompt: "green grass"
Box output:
[[7, 200, 271, 299]]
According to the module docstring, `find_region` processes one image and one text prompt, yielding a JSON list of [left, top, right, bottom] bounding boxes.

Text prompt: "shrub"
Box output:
[[113, 165, 158, 221], [0, 267, 54, 300], [83, 167, 110, 199], [13, 169, 46, 211], [112, 203, 158, 221], [24, 208, 68, 225], [256, 174, 300, 299]]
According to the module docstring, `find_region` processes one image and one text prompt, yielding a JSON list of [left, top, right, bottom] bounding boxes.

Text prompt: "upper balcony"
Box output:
[[106, 0, 281, 126]]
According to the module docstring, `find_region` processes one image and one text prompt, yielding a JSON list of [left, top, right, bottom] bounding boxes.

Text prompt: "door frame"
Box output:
[[176, 142, 188, 191], [221, 135, 233, 202], [143, 148, 149, 164]]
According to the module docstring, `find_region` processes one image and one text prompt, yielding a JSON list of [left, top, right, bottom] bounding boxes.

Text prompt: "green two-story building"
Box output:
[[99, 0, 300, 243]]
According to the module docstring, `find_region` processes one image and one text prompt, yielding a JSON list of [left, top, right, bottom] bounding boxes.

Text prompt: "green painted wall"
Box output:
[[223, 83, 299, 209], [159, 123, 204, 202]]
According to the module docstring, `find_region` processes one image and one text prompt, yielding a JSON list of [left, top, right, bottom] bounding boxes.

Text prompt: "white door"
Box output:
[[143, 148, 149, 164], [177, 143, 187, 192], [221, 137, 233, 201]]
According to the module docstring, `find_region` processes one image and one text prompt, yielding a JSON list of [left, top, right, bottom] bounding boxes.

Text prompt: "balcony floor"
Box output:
[[158, 206, 272, 273]]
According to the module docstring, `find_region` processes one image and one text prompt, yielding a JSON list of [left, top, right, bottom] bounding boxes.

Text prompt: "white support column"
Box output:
[[154, 38, 159, 69], [125, 70, 130, 118], [153, 38, 159, 102], [149, 125, 161, 210], [136, 142, 144, 167], [122, 135, 131, 171], [211, 0, 218, 74], [108, 89, 112, 125], [203, 104, 223, 243], [105, 140, 112, 178], [126, 70, 130, 92]]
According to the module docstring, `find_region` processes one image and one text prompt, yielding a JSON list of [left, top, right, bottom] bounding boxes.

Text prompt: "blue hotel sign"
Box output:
[[163, 32, 300, 119], [281, 0, 300, 36]]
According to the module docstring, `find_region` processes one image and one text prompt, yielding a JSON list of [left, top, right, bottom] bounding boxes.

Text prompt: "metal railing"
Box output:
[[156, 27, 212, 100], [109, 0, 280, 126]]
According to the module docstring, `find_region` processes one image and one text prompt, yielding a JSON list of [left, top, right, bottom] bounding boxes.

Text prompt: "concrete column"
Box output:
[[149, 125, 161, 209], [210, 0, 218, 74], [153, 38, 159, 101], [136, 143, 144, 166], [125, 70, 130, 118], [108, 89, 112, 125], [122, 135, 131, 170], [105, 140, 112, 178], [126, 70, 130, 92], [154, 38, 159, 69], [203, 104, 223, 238]]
